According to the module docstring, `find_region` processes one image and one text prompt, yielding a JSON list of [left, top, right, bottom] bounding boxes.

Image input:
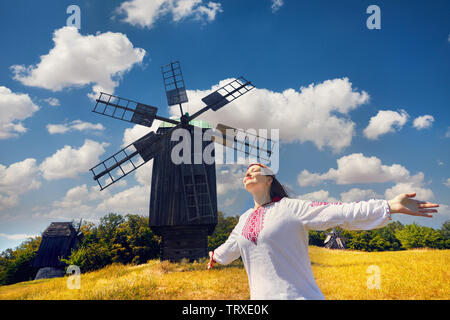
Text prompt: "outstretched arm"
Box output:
[[206, 220, 241, 269], [286, 192, 438, 231]]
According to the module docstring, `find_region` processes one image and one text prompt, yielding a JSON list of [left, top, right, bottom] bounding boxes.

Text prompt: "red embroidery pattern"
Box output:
[[242, 206, 266, 245], [309, 201, 343, 207]]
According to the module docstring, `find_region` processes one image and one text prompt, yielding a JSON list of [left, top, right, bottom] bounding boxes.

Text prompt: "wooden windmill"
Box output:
[[90, 61, 274, 261], [324, 228, 347, 250], [33, 220, 82, 279]]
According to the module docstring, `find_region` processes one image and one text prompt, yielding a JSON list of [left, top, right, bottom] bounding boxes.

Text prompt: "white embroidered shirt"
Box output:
[[213, 197, 392, 300]]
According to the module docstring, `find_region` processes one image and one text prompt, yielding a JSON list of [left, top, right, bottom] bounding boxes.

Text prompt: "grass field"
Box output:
[[0, 246, 448, 300]]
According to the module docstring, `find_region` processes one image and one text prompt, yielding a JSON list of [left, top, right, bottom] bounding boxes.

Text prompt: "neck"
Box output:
[[252, 192, 272, 210]]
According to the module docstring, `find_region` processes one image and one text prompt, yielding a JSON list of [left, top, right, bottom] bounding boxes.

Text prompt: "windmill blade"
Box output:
[[324, 235, 331, 244], [201, 77, 254, 111], [211, 123, 274, 162], [91, 131, 167, 190], [162, 61, 188, 107], [93, 92, 179, 127], [188, 77, 255, 121]]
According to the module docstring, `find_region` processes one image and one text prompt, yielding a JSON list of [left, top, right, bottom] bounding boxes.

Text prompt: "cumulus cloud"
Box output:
[[340, 188, 382, 202], [39, 139, 109, 180], [297, 189, 339, 202], [0, 158, 41, 211], [271, 0, 284, 13], [216, 164, 247, 195], [122, 121, 161, 147], [413, 115, 434, 130], [116, 0, 222, 29], [0, 86, 39, 139], [11, 26, 146, 100], [363, 109, 409, 140], [43, 97, 60, 106], [297, 153, 434, 201], [96, 185, 149, 214], [444, 178, 450, 187], [297, 153, 423, 187], [384, 182, 434, 201], [169, 77, 369, 153], [0, 233, 37, 241], [297, 153, 415, 186], [47, 120, 105, 135]]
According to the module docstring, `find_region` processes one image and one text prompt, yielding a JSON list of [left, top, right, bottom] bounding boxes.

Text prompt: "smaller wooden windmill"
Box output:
[[33, 220, 82, 279], [324, 228, 347, 249]]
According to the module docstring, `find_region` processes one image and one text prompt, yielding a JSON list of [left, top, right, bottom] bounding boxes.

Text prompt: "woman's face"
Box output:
[[243, 165, 273, 194]]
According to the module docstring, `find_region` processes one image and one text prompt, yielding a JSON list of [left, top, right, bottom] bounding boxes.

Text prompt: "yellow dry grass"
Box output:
[[0, 246, 448, 300]]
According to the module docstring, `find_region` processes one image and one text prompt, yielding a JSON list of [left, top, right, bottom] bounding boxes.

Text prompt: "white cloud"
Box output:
[[363, 109, 409, 140], [444, 178, 450, 187], [170, 77, 369, 153], [0, 86, 39, 139], [122, 121, 161, 147], [0, 193, 19, 211], [52, 184, 90, 208], [271, 0, 284, 13], [384, 182, 434, 201], [11, 26, 146, 100], [96, 185, 149, 214], [297, 189, 339, 202], [47, 120, 105, 135], [44, 97, 60, 106], [116, 0, 222, 29], [0, 158, 41, 211], [297, 153, 414, 186], [296, 153, 434, 201], [223, 197, 236, 207], [216, 164, 247, 195], [340, 188, 382, 202], [134, 161, 153, 186], [413, 115, 434, 130], [0, 233, 37, 241], [39, 139, 109, 180]]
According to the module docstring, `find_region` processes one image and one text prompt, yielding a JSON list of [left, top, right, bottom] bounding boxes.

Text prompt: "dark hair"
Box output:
[[269, 176, 289, 199]]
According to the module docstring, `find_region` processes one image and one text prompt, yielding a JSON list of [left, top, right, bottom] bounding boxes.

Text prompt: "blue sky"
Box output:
[[0, 0, 449, 252]]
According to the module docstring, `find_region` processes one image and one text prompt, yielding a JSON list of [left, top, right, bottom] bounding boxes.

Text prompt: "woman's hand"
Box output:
[[387, 192, 439, 217], [207, 251, 216, 270]]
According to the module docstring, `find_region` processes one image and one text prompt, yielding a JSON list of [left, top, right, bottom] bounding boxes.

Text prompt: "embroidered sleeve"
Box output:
[[213, 218, 242, 265], [284, 198, 392, 231]]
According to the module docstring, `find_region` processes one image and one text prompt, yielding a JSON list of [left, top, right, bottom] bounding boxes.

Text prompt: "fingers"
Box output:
[[419, 208, 438, 214], [418, 202, 439, 208], [405, 192, 416, 198]]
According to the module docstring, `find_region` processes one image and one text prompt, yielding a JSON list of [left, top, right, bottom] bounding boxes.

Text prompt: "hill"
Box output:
[[0, 246, 448, 300]]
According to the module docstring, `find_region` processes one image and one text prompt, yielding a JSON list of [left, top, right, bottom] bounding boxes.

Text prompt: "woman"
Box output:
[[207, 163, 439, 300]]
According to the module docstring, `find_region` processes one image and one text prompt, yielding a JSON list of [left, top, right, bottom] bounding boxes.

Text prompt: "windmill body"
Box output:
[[33, 222, 81, 279], [149, 124, 218, 261], [324, 228, 347, 250], [90, 61, 271, 261]]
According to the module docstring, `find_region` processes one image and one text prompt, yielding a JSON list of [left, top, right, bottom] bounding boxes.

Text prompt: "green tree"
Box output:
[[440, 220, 450, 249], [0, 237, 41, 285], [395, 223, 444, 249]]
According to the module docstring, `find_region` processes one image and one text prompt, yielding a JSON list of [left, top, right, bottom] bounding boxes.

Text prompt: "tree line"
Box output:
[[0, 212, 449, 285]]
